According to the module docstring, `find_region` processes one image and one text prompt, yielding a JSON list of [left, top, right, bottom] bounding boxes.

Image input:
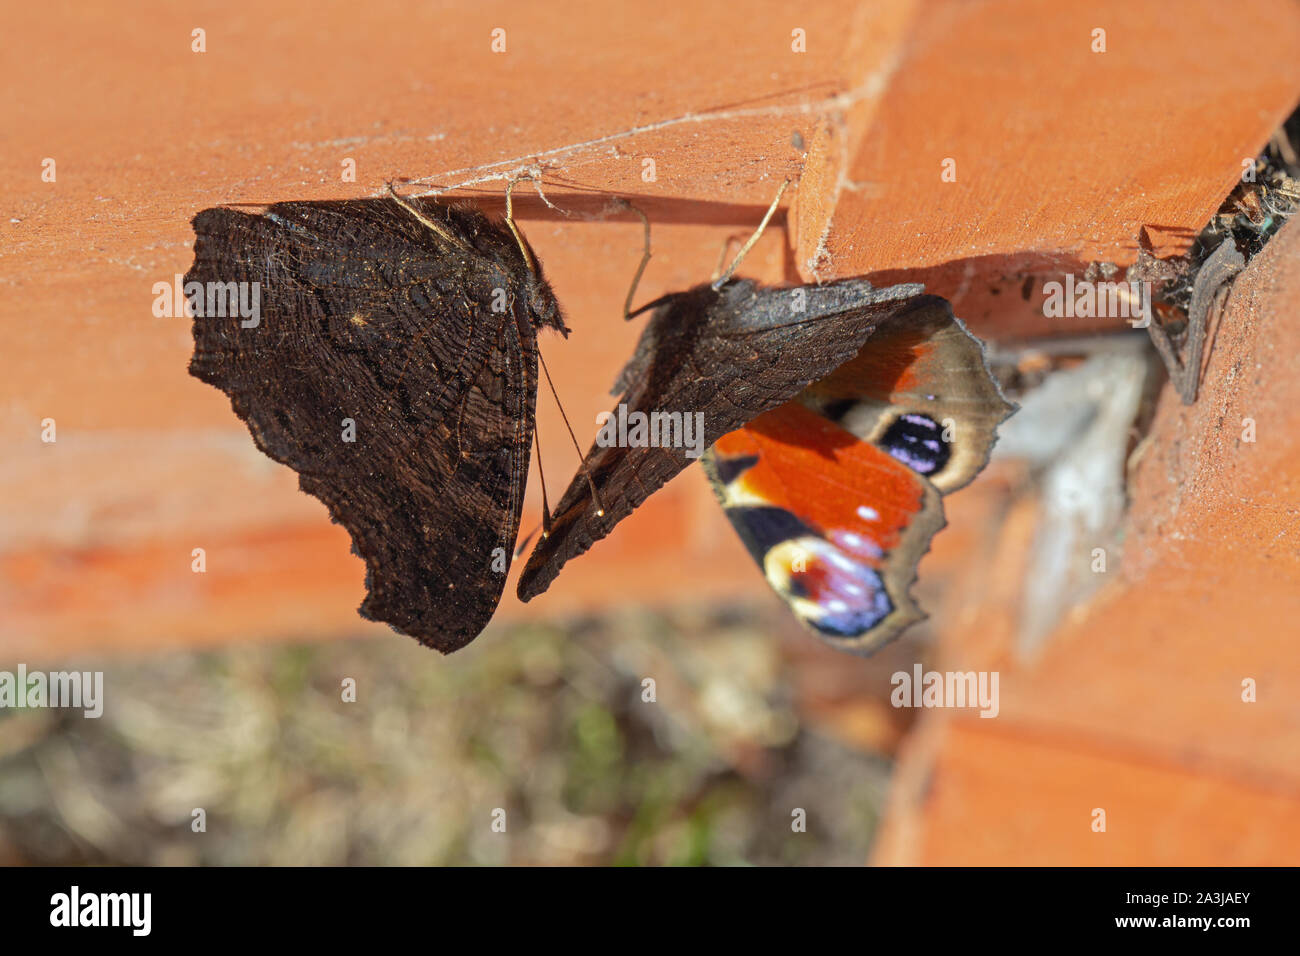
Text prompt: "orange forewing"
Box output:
[[713, 402, 928, 564]]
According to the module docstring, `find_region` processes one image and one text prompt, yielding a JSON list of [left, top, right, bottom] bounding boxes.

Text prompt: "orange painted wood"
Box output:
[[875, 720, 1300, 865], [871, 221, 1300, 865], [2, 0, 1298, 686]]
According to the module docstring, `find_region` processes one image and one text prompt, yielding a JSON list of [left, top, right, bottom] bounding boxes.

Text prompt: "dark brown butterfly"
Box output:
[[186, 195, 564, 653]]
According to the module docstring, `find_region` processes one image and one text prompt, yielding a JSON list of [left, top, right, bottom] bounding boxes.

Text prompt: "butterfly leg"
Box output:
[[621, 180, 792, 319], [1145, 239, 1245, 404], [711, 178, 789, 291], [504, 175, 541, 275], [618, 199, 653, 320], [710, 232, 755, 285], [385, 182, 475, 254]]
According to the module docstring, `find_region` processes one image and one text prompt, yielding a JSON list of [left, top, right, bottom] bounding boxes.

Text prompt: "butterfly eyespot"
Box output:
[[880, 412, 951, 476]]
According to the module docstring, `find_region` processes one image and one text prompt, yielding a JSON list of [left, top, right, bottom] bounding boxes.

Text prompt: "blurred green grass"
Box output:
[[0, 605, 893, 865]]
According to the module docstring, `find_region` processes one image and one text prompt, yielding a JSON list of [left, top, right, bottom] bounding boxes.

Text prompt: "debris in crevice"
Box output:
[[1129, 102, 1300, 402]]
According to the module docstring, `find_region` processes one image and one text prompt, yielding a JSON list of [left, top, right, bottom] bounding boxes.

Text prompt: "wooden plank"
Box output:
[[2, 0, 1298, 664], [873, 219, 1300, 863]]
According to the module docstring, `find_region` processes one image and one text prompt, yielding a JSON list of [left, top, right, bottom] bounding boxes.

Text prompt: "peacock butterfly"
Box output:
[[521, 283, 1012, 653], [515, 276, 928, 599], [186, 193, 567, 653], [187, 189, 1010, 656], [701, 295, 1014, 652]]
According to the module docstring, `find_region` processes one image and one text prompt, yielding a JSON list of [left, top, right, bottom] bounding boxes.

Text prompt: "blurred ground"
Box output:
[[0, 605, 903, 866]]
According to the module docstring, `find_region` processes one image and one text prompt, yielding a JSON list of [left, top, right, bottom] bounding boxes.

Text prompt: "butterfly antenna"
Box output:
[[620, 199, 653, 319], [386, 181, 474, 253], [537, 347, 607, 518], [711, 178, 790, 291], [533, 422, 554, 537], [514, 520, 542, 559], [515, 423, 553, 559], [514, 413, 556, 561], [505, 175, 540, 275]]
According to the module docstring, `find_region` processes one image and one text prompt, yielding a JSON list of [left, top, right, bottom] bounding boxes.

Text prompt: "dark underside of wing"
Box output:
[[187, 199, 541, 652]]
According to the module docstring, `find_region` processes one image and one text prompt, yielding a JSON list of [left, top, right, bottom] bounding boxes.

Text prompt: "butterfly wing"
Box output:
[[704, 402, 943, 649], [187, 199, 545, 652], [800, 296, 1014, 494], [703, 295, 1015, 652], [516, 278, 924, 601]]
